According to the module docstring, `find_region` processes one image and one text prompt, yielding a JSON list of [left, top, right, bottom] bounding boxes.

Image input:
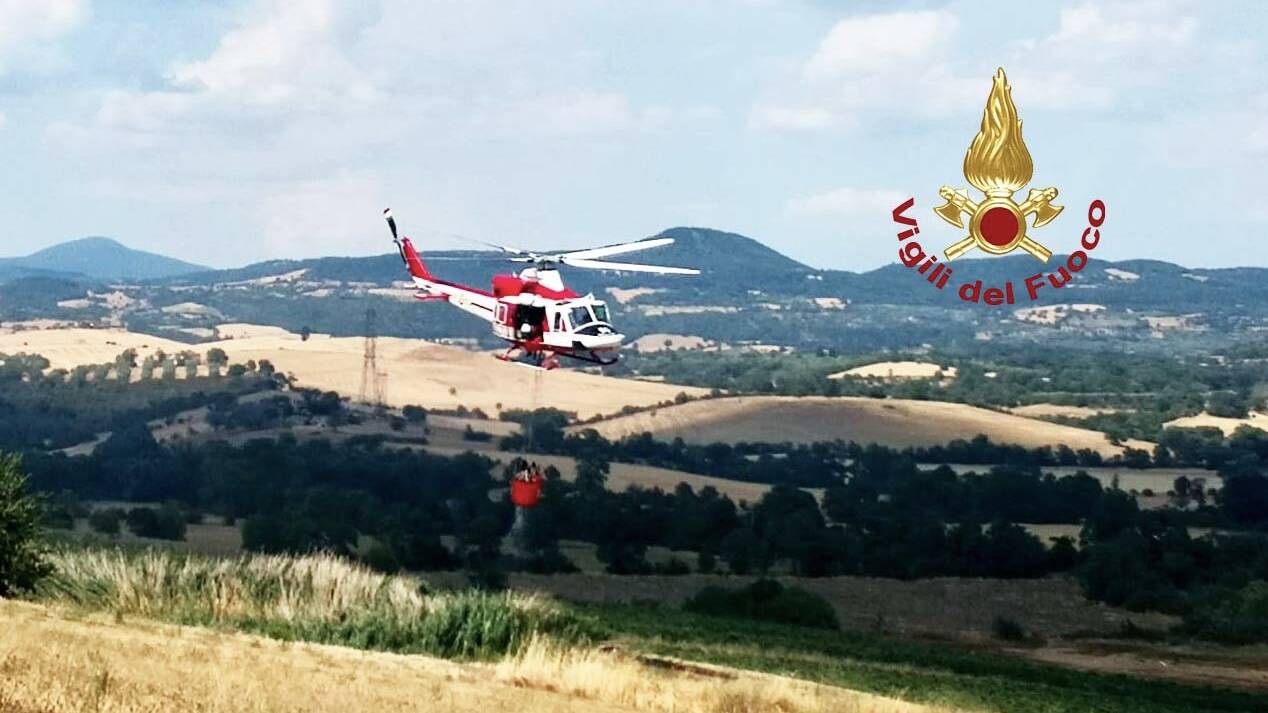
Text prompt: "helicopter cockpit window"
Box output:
[[570, 306, 592, 328], [592, 303, 610, 323]]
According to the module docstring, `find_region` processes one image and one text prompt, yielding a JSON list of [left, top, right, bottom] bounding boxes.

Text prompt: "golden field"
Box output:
[[0, 325, 708, 420], [2, 325, 1151, 455], [572, 396, 1152, 457], [0, 599, 955, 713]]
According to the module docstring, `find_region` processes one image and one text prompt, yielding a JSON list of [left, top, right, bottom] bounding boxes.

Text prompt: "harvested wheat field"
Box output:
[[0, 599, 953, 713], [1164, 411, 1268, 436], [828, 361, 957, 381], [0, 326, 708, 419], [576, 396, 1150, 456]]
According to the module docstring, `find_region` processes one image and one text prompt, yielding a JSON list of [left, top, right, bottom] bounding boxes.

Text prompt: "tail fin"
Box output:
[[384, 208, 432, 280]]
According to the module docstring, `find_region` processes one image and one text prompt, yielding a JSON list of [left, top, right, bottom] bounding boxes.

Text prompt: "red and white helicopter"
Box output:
[[383, 209, 699, 369]]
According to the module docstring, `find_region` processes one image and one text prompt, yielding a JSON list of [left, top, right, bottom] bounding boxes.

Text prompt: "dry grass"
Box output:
[[35, 548, 588, 660], [492, 636, 956, 713], [0, 326, 708, 419], [1164, 411, 1268, 436], [0, 600, 958, 713], [577, 396, 1149, 456], [39, 548, 426, 623], [828, 361, 957, 381]]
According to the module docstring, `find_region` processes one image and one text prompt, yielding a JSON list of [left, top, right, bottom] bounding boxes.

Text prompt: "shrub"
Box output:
[[0, 453, 53, 596], [1182, 581, 1268, 644], [991, 615, 1027, 642], [683, 579, 838, 630], [88, 507, 125, 536], [125, 504, 187, 541], [652, 557, 691, 575], [38, 547, 594, 659]]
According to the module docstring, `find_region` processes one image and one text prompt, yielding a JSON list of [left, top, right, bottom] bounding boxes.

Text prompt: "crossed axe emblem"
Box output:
[[935, 186, 1063, 262]]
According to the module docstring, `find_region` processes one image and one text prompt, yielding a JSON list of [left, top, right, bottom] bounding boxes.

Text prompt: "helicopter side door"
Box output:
[[543, 304, 575, 348], [491, 300, 517, 342]]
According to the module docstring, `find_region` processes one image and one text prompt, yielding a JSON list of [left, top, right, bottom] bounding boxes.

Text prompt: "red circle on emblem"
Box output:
[[980, 206, 1019, 247]]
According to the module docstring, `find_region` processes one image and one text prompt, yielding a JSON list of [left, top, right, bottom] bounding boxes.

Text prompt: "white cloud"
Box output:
[[95, 0, 380, 133], [753, 1, 1205, 130], [752, 9, 980, 131], [787, 188, 906, 218], [1007, 0, 1199, 108], [0, 0, 87, 73], [804, 11, 957, 79], [1036, 0, 1197, 57]]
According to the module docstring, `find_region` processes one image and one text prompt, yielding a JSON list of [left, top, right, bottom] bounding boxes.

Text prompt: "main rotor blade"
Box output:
[[561, 257, 699, 275], [459, 237, 532, 256], [559, 237, 675, 261]]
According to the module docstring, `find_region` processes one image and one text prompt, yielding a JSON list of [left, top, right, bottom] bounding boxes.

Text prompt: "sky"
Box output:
[[0, 0, 1264, 271]]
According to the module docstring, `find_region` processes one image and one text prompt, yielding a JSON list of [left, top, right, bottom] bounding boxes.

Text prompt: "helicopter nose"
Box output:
[[580, 332, 623, 349]]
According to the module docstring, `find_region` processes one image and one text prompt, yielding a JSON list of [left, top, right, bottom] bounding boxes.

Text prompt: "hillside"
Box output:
[[574, 396, 1152, 457], [0, 236, 207, 280], [5, 228, 1268, 354], [0, 325, 708, 420]]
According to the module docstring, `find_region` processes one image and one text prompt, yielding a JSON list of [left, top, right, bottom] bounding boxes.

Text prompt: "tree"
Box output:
[[257, 359, 277, 380], [575, 457, 609, 493], [1221, 475, 1268, 528], [88, 507, 123, 536], [180, 351, 201, 379], [206, 348, 228, 377], [0, 453, 53, 596]]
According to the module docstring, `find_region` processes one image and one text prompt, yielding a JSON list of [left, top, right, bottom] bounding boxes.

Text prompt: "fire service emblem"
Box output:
[[888, 67, 1106, 306], [935, 68, 1062, 262]]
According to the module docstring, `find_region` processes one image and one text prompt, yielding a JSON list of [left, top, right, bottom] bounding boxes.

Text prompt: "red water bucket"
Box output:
[[510, 477, 543, 508]]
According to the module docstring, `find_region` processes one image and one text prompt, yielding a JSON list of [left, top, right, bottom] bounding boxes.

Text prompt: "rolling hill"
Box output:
[[6, 228, 1268, 355], [571, 395, 1152, 457], [0, 325, 708, 420], [1, 324, 1151, 455]]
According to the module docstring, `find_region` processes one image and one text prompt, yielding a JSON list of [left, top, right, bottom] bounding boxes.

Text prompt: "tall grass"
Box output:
[[37, 547, 593, 659]]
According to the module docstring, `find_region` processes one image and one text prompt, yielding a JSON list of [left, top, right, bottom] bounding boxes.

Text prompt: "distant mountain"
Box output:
[[165, 226, 817, 295], [652, 227, 810, 275], [157, 225, 1268, 312], [0, 237, 208, 281]]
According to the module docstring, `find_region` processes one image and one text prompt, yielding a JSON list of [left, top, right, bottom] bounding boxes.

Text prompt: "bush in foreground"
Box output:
[[0, 453, 52, 596], [37, 547, 594, 659], [683, 579, 838, 630], [1181, 581, 1268, 644]]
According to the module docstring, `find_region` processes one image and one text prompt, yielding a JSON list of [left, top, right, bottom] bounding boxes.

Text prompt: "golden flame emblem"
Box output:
[[936, 68, 1062, 262]]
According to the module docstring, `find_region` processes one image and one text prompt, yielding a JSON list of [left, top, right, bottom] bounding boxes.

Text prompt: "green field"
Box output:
[[585, 603, 1268, 713]]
